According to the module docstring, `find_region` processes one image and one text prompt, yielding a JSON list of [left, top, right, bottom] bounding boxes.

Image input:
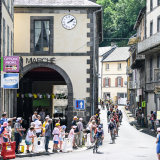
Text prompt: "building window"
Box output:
[[150, 0, 153, 11], [106, 64, 109, 70], [11, 0, 13, 18], [118, 63, 121, 70], [158, 17, 160, 32], [150, 58, 153, 81], [158, 0, 160, 6], [11, 31, 13, 56], [150, 21, 153, 36], [8, 0, 10, 12], [118, 78, 121, 87], [7, 26, 9, 56], [35, 21, 50, 52], [3, 19, 5, 56], [105, 78, 109, 87]]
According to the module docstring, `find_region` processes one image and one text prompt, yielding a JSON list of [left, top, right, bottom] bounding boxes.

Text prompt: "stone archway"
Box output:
[[22, 62, 73, 128]]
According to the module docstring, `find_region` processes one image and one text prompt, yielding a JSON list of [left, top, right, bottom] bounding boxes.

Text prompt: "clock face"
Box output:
[[62, 15, 77, 30]]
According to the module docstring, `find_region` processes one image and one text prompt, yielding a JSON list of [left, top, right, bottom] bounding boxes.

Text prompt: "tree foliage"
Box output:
[[96, 0, 146, 47]]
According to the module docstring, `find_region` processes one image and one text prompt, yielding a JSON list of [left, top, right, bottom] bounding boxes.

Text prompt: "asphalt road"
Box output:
[[17, 106, 157, 160]]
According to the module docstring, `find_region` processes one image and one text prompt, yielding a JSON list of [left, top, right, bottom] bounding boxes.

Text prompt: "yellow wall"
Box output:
[[14, 13, 90, 53], [2, 3, 14, 56], [102, 61, 128, 103], [22, 56, 90, 98]]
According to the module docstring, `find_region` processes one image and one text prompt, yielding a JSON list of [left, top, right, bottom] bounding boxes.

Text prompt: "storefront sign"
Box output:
[[3, 73, 19, 89], [142, 101, 146, 107], [157, 111, 160, 120], [3, 56, 19, 72], [26, 58, 55, 64]]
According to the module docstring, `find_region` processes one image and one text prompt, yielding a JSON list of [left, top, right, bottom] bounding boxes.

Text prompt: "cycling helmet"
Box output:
[[113, 110, 115, 112], [111, 118, 114, 121], [98, 125, 102, 128]]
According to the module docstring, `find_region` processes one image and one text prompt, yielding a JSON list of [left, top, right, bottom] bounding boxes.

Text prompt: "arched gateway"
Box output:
[[20, 62, 74, 129]]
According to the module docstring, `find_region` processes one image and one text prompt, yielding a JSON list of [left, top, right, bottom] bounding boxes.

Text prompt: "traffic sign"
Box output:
[[75, 100, 85, 109]]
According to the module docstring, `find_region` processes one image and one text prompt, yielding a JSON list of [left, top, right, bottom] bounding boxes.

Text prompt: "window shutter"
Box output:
[[115, 78, 117, 87], [109, 78, 111, 87], [121, 78, 123, 87], [103, 78, 105, 87]]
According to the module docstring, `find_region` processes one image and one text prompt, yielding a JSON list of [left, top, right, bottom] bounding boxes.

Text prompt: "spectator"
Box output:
[[0, 122, 9, 149], [35, 115, 42, 137], [6, 120, 12, 142], [52, 123, 60, 153], [35, 107, 39, 114], [45, 119, 52, 152], [68, 126, 78, 147], [30, 122, 36, 152], [148, 111, 154, 131], [0, 113, 16, 127], [14, 118, 26, 154], [32, 111, 37, 122], [25, 127, 36, 153], [77, 118, 83, 147], [42, 117, 49, 136], [71, 116, 79, 149], [39, 108, 45, 122], [59, 125, 68, 152]]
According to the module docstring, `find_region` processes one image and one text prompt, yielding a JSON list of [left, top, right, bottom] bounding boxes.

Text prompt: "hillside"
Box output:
[[96, 0, 146, 47]]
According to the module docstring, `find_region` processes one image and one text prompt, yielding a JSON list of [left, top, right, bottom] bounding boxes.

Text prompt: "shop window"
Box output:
[[150, 21, 153, 36], [35, 21, 50, 52], [7, 26, 9, 56], [3, 18, 5, 56]]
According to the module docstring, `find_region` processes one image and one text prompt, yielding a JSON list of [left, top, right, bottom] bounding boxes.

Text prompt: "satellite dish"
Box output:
[[124, 81, 127, 85]]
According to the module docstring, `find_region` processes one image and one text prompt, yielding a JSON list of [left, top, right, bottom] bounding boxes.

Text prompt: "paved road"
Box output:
[[17, 106, 157, 160]]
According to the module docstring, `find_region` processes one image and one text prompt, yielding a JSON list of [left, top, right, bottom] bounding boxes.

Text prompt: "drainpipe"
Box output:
[[93, 7, 102, 116]]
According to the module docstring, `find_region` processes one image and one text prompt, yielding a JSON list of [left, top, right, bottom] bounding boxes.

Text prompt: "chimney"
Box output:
[[111, 42, 117, 47]]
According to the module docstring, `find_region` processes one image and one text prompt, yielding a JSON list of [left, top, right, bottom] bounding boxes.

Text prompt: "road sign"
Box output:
[[75, 100, 85, 110]]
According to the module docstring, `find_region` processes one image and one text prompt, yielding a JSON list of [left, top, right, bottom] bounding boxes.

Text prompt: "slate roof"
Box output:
[[99, 46, 112, 56], [14, 0, 101, 7], [102, 46, 129, 62]]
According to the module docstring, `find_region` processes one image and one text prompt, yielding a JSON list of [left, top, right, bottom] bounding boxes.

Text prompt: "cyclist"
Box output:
[[107, 110, 111, 119], [93, 125, 104, 149], [108, 119, 116, 139], [119, 110, 123, 122]]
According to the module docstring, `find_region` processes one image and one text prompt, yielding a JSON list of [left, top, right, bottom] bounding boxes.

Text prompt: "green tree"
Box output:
[[97, 0, 146, 47]]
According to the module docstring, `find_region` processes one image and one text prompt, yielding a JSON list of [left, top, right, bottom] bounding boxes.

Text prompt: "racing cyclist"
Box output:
[[108, 119, 116, 139]]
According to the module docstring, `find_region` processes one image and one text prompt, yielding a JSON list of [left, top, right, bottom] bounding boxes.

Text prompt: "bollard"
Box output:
[[21, 145, 24, 153], [1, 142, 16, 159], [63, 138, 73, 153], [33, 137, 45, 153], [85, 133, 92, 147]]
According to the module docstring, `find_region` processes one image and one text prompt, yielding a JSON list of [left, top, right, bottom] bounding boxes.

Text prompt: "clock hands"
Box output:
[[67, 18, 74, 23]]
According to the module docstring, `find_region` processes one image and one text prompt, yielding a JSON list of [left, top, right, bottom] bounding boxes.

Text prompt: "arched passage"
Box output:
[[17, 62, 73, 129]]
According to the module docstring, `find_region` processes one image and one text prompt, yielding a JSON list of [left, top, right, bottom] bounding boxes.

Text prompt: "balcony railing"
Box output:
[[154, 68, 160, 81], [128, 81, 136, 90], [126, 66, 132, 75], [138, 32, 160, 54]]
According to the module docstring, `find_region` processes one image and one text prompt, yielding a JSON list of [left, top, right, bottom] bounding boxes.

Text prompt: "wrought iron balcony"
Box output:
[[138, 32, 160, 54]]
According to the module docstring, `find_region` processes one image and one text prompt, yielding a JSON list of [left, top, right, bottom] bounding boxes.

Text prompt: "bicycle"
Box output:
[[93, 136, 102, 153], [111, 129, 115, 144]]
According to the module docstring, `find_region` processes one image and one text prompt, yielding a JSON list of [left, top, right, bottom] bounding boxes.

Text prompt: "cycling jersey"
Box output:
[[95, 128, 104, 138], [108, 122, 115, 130], [107, 111, 111, 115]]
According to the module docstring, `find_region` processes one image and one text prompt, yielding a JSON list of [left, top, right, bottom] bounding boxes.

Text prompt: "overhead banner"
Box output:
[[3, 56, 19, 72], [3, 73, 19, 89]]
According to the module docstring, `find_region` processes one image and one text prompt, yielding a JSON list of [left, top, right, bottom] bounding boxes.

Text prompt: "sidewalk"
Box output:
[[124, 108, 157, 138]]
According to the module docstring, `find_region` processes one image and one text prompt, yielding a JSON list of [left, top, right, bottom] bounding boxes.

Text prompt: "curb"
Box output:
[[123, 108, 156, 137]]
